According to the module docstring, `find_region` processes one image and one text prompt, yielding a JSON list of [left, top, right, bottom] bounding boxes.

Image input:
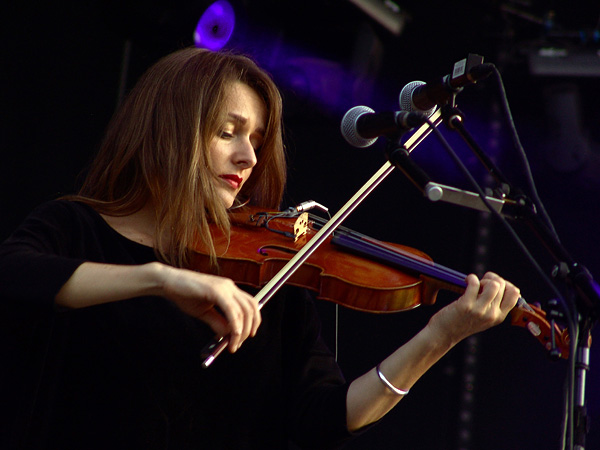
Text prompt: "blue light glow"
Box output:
[[194, 0, 235, 51]]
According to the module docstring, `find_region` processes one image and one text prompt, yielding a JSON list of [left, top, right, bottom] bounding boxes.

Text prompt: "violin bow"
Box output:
[[200, 109, 444, 368]]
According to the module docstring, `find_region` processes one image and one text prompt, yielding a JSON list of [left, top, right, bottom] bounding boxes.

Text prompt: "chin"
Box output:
[[218, 192, 236, 209]]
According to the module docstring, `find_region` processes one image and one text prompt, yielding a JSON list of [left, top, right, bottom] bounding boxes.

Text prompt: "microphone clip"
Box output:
[[447, 54, 486, 92]]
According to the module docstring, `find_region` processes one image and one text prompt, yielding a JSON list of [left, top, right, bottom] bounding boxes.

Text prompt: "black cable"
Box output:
[[424, 117, 579, 450], [489, 65, 561, 242]]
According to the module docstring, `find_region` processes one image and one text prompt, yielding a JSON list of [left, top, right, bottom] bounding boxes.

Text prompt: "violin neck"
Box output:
[[330, 232, 468, 292]]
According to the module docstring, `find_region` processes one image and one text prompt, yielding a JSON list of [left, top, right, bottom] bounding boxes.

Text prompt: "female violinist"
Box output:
[[0, 47, 520, 449]]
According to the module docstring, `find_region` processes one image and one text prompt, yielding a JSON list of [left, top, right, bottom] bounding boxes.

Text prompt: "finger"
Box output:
[[479, 272, 505, 300], [477, 279, 503, 309], [500, 280, 521, 312], [217, 288, 259, 352], [199, 307, 230, 338], [487, 275, 505, 302], [481, 271, 500, 281], [235, 292, 255, 345], [463, 273, 481, 303], [246, 293, 261, 337], [482, 272, 520, 311], [251, 306, 261, 337], [213, 293, 245, 352], [232, 289, 261, 342]]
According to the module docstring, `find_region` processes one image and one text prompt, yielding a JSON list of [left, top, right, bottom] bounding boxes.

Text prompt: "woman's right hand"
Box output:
[[157, 263, 261, 352]]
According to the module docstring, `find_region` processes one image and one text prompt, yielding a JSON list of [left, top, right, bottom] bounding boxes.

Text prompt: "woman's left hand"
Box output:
[[427, 272, 521, 345]]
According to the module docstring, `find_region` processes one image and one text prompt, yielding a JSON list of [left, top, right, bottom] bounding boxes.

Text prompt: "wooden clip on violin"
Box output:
[[193, 206, 570, 362]]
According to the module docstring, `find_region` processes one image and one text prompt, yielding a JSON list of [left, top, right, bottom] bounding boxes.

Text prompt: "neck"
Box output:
[[100, 202, 158, 247]]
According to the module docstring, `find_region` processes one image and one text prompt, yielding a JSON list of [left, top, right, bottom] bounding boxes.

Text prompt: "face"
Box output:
[[208, 82, 266, 208]]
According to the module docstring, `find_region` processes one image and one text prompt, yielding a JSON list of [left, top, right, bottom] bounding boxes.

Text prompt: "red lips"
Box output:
[[219, 174, 243, 189]]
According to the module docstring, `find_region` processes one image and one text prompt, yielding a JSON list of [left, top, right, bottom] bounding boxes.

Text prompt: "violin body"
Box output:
[[192, 206, 441, 312]]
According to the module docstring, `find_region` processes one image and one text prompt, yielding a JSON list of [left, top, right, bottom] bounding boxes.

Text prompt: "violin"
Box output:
[[193, 205, 570, 363]]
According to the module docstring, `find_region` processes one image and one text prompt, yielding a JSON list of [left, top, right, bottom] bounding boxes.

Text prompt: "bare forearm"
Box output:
[[346, 272, 520, 431], [55, 261, 166, 308], [346, 323, 456, 431]]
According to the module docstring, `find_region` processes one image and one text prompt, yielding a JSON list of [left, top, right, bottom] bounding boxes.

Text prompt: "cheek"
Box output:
[[207, 139, 217, 160], [207, 140, 224, 170]]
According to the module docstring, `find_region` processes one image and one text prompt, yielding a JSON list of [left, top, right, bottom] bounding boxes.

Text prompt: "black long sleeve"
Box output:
[[0, 200, 357, 449]]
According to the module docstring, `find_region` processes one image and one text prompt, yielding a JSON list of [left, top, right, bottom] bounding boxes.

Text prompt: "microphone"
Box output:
[[340, 106, 427, 148], [400, 61, 495, 113]]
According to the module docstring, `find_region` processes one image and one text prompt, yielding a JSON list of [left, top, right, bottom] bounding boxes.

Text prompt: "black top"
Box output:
[[0, 200, 356, 449]]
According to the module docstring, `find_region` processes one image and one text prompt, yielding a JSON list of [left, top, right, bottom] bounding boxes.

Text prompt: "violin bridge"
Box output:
[[293, 213, 309, 242]]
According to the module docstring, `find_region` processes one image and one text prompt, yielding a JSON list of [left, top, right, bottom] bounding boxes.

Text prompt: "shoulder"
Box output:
[[27, 199, 106, 236], [3, 199, 108, 255], [3, 199, 156, 265], [22, 199, 101, 227], [32, 198, 99, 218]]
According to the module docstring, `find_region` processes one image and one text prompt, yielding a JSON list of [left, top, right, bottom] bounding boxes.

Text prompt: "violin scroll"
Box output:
[[510, 302, 570, 359]]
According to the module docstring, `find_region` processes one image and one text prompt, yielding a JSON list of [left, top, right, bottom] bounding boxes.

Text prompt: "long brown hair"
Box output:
[[70, 47, 286, 267]]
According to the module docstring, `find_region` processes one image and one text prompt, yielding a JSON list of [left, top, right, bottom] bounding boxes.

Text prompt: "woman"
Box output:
[[0, 47, 520, 449]]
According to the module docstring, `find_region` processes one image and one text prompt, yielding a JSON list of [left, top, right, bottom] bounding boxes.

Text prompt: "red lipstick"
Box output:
[[219, 174, 243, 189]]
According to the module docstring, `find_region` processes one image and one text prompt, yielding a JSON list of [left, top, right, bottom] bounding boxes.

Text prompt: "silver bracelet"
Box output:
[[376, 364, 409, 396]]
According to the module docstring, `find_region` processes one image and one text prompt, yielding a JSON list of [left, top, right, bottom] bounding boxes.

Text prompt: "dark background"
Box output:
[[2, 1, 600, 448]]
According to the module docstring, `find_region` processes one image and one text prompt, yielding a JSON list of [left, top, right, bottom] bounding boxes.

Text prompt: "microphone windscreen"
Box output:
[[399, 81, 437, 116], [340, 105, 378, 148]]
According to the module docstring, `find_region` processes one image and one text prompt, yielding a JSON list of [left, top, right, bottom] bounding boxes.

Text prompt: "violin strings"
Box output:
[[339, 233, 466, 286], [307, 212, 467, 285], [315, 216, 468, 288]]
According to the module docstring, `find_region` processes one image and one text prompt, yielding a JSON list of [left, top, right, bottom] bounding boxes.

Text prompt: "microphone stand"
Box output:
[[444, 104, 598, 450], [387, 103, 598, 450], [440, 104, 599, 318]]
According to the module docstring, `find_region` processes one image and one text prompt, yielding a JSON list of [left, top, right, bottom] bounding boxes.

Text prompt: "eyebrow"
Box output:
[[227, 113, 266, 136]]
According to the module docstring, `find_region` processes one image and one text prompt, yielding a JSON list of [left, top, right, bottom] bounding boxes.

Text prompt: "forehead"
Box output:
[[222, 82, 266, 122]]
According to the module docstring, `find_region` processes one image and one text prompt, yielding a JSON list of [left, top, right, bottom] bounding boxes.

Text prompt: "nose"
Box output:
[[234, 138, 258, 169]]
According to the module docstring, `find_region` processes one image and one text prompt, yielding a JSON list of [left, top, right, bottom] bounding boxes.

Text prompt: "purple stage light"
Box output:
[[194, 0, 235, 51]]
